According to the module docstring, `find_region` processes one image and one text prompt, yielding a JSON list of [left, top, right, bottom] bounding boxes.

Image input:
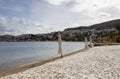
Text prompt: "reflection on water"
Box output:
[[0, 42, 84, 70]]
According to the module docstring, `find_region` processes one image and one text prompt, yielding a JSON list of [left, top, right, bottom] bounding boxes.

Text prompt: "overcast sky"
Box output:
[[0, 0, 120, 35]]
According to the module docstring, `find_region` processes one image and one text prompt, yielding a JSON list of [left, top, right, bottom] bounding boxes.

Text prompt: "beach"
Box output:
[[0, 45, 120, 79]]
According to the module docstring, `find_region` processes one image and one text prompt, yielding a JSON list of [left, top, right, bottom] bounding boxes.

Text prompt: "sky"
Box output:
[[0, 0, 120, 35]]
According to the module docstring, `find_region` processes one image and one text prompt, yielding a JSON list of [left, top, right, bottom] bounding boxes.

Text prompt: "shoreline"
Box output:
[[0, 45, 120, 79], [0, 48, 86, 77], [94, 43, 120, 46]]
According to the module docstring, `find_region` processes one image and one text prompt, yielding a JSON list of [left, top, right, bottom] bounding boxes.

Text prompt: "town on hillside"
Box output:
[[0, 19, 120, 43]]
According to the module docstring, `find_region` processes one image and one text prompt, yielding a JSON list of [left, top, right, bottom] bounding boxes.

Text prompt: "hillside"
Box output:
[[0, 19, 120, 42], [65, 19, 120, 31]]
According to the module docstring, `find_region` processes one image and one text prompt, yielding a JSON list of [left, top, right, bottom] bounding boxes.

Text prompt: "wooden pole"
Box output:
[[58, 33, 63, 58]]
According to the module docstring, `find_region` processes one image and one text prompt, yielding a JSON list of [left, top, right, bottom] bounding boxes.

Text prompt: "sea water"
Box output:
[[0, 42, 84, 70]]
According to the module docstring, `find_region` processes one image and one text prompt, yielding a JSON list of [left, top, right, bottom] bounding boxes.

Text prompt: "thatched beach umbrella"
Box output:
[[89, 36, 94, 48], [58, 33, 63, 58], [85, 37, 89, 49]]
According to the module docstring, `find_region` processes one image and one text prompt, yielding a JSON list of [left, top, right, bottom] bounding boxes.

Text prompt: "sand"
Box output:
[[0, 45, 120, 79]]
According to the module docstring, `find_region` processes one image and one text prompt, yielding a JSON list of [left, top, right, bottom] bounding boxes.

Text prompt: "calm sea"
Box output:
[[0, 42, 84, 70]]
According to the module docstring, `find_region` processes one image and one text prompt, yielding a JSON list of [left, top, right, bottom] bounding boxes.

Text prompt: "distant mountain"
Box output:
[[0, 19, 120, 42], [65, 19, 120, 31]]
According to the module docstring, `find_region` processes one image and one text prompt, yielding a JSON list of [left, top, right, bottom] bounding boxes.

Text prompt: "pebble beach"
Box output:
[[0, 45, 120, 79]]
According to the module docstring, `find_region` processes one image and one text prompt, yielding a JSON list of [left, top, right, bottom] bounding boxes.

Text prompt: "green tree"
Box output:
[[114, 24, 120, 43], [114, 24, 120, 32]]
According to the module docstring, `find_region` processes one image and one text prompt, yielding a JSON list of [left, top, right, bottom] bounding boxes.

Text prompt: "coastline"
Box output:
[[0, 45, 120, 79], [0, 48, 86, 77], [0, 45, 120, 78], [94, 43, 120, 46]]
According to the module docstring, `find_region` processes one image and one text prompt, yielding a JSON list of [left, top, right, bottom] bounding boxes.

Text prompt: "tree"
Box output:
[[114, 24, 120, 32], [114, 24, 120, 43]]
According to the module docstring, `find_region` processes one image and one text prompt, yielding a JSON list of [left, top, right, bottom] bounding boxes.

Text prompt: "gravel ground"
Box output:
[[0, 45, 120, 79]]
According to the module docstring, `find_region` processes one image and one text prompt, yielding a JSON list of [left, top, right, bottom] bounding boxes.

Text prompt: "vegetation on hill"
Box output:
[[0, 19, 120, 43]]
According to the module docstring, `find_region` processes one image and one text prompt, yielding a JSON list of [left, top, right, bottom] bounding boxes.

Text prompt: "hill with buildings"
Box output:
[[0, 19, 120, 42]]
